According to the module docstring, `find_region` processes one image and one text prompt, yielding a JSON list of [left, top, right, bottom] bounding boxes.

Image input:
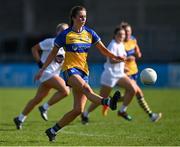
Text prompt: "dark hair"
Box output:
[[69, 6, 86, 26], [119, 21, 131, 29], [113, 27, 125, 39]]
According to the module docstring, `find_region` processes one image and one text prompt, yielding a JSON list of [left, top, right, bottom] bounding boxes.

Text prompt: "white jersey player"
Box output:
[[39, 38, 65, 83], [13, 23, 70, 130], [100, 39, 127, 87], [81, 27, 137, 124]]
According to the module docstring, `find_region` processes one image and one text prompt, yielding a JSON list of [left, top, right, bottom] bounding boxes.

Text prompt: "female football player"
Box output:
[[81, 23, 161, 124], [35, 6, 124, 141], [81, 27, 137, 124], [119, 22, 162, 122], [13, 23, 70, 130]]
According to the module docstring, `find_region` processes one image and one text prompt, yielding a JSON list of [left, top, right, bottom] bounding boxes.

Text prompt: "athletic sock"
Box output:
[[42, 102, 49, 111], [50, 123, 62, 134], [83, 111, 89, 117], [136, 96, 152, 116], [18, 113, 27, 122], [101, 98, 110, 106], [120, 104, 127, 112]]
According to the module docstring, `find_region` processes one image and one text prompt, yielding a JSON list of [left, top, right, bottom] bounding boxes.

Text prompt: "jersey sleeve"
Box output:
[[122, 44, 127, 56], [91, 30, 101, 44], [131, 35, 137, 44], [107, 41, 116, 55], [54, 32, 65, 48], [134, 38, 137, 44], [39, 39, 53, 51]]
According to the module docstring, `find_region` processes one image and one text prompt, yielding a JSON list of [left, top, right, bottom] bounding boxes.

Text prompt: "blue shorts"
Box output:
[[128, 73, 138, 81], [62, 68, 89, 86]]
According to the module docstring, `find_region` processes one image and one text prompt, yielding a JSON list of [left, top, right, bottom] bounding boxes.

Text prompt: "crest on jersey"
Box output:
[[72, 45, 78, 51]]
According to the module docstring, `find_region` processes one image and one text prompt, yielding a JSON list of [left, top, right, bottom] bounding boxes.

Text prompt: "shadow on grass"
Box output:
[[0, 122, 15, 127], [0, 139, 62, 145], [0, 128, 16, 131]]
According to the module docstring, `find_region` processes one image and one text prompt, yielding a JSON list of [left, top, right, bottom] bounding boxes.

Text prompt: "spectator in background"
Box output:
[[13, 23, 70, 130], [35, 6, 123, 142]]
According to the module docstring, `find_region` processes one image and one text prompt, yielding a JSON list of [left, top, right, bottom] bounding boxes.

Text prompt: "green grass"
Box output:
[[0, 88, 180, 146]]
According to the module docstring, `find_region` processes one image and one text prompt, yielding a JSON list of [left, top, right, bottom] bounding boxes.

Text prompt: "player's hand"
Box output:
[[126, 56, 135, 61], [124, 66, 130, 73], [34, 68, 44, 81], [136, 52, 142, 58], [114, 55, 126, 62]]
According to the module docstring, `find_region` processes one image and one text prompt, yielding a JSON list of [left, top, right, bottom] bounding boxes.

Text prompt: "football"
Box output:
[[140, 68, 157, 85]]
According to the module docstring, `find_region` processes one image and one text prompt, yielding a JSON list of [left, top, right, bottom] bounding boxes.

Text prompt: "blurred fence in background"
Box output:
[[1, 0, 180, 88], [0, 63, 180, 88]]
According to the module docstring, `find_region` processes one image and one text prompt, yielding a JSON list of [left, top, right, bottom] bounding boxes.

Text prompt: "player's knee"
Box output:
[[137, 89, 143, 97], [136, 92, 144, 99], [82, 84, 93, 96], [62, 87, 70, 97], [57, 86, 70, 97], [128, 86, 136, 96]]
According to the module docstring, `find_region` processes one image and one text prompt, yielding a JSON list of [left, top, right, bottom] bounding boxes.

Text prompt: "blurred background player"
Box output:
[[81, 27, 137, 124], [118, 22, 162, 122], [35, 6, 123, 142], [13, 23, 70, 129], [82, 23, 162, 123]]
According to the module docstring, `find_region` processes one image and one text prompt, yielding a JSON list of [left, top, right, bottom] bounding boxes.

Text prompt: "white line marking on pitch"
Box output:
[[61, 130, 113, 138], [61, 129, 150, 139]]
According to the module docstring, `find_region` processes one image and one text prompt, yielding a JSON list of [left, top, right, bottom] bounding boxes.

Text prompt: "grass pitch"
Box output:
[[0, 88, 180, 146]]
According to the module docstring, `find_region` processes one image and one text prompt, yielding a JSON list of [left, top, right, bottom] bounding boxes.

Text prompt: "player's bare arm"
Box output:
[[124, 66, 130, 73], [126, 55, 135, 62], [95, 40, 126, 61], [31, 44, 43, 68], [35, 46, 59, 80], [135, 44, 142, 58], [31, 44, 41, 63], [41, 45, 59, 70]]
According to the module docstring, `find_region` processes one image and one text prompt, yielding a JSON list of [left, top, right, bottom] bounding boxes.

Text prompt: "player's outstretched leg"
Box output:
[[81, 91, 121, 125], [136, 94, 162, 122]]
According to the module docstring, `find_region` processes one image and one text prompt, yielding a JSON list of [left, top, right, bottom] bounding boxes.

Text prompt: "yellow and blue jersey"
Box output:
[[54, 26, 100, 75], [124, 35, 138, 76]]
